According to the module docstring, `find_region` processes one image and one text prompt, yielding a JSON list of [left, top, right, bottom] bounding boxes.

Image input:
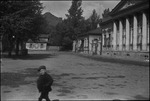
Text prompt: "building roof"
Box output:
[[87, 28, 102, 35], [27, 34, 49, 43], [101, 16, 113, 25], [39, 34, 49, 38], [101, 16, 112, 22], [101, 0, 149, 24], [110, 0, 146, 15], [110, 0, 149, 17], [27, 39, 48, 43], [78, 28, 102, 38], [27, 39, 33, 43]]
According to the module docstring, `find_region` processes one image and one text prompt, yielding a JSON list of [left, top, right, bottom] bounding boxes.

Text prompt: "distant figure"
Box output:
[[37, 65, 53, 101]]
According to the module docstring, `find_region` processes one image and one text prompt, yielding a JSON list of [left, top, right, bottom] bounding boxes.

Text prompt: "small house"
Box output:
[[26, 34, 49, 50], [73, 28, 102, 55]]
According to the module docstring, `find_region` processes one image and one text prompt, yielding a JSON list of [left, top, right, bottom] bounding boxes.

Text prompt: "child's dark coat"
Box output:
[[37, 73, 53, 92]]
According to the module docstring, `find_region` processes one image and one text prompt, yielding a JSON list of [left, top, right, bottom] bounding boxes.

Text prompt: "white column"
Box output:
[[102, 34, 104, 46], [142, 12, 147, 51], [113, 22, 117, 50], [133, 15, 138, 51], [119, 20, 123, 51], [126, 18, 130, 51], [147, 15, 149, 51], [83, 38, 86, 53]]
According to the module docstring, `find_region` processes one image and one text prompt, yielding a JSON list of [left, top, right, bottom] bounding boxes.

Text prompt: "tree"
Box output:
[[66, 0, 84, 38], [87, 9, 101, 30], [0, 1, 44, 56], [59, 0, 84, 50], [0, 14, 33, 56], [54, 21, 67, 46], [102, 8, 110, 18]]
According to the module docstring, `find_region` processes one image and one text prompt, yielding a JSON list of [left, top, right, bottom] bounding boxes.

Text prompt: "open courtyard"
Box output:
[[1, 51, 149, 100]]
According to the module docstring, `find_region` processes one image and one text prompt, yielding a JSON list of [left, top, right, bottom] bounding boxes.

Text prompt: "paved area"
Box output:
[[1, 51, 149, 101]]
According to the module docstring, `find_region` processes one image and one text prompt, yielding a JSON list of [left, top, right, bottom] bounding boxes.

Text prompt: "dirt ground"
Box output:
[[1, 51, 149, 101]]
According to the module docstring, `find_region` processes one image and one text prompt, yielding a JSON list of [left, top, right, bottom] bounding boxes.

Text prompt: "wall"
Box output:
[[26, 43, 47, 50], [47, 46, 62, 51], [102, 51, 149, 60], [73, 35, 102, 55]]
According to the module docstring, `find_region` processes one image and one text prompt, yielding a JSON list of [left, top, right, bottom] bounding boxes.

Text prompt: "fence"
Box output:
[[47, 46, 62, 51]]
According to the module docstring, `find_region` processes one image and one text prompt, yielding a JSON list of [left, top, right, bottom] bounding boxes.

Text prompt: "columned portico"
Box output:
[[112, 12, 149, 52], [101, 0, 149, 59]]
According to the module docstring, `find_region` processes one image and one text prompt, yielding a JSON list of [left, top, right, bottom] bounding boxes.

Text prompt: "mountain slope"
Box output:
[[43, 12, 62, 27]]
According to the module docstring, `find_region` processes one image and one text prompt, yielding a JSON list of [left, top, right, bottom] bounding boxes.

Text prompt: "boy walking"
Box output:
[[37, 65, 53, 101]]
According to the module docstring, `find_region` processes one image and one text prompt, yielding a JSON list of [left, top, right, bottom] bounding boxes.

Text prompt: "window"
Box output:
[[122, 19, 126, 50], [147, 11, 149, 50], [116, 21, 119, 46], [41, 43, 44, 48], [29, 43, 32, 48], [84, 38, 88, 47], [115, 21, 119, 50], [103, 35, 106, 47], [108, 34, 111, 48], [137, 13, 142, 51], [80, 40, 84, 51]]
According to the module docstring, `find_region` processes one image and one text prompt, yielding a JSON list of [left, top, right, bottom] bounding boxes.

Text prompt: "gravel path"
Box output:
[[1, 51, 149, 100]]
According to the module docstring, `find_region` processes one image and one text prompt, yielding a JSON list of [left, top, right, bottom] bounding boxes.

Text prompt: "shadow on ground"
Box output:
[[133, 95, 149, 100], [1, 68, 38, 88], [2, 53, 57, 60]]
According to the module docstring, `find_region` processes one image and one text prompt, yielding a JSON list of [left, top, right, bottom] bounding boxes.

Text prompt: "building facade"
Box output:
[[100, 16, 113, 54], [26, 34, 49, 50], [100, 0, 149, 59], [73, 28, 102, 55]]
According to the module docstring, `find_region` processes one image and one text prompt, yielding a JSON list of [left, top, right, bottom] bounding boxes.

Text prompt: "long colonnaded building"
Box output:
[[100, 0, 149, 59]]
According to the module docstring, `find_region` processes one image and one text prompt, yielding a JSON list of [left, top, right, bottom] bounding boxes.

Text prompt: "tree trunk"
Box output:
[[8, 44, 13, 57], [20, 40, 28, 56], [8, 51, 12, 57], [20, 40, 24, 55], [8, 41, 13, 57], [15, 38, 20, 56]]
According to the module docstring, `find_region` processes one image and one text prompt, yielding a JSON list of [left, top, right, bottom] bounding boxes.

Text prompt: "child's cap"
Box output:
[[38, 65, 46, 71]]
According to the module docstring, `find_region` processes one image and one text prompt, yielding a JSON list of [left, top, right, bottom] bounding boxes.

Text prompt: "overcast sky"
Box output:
[[41, 0, 120, 19]]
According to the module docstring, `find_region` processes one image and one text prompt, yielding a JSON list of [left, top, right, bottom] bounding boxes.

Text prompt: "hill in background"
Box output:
[[43, 12, 62, 27]]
